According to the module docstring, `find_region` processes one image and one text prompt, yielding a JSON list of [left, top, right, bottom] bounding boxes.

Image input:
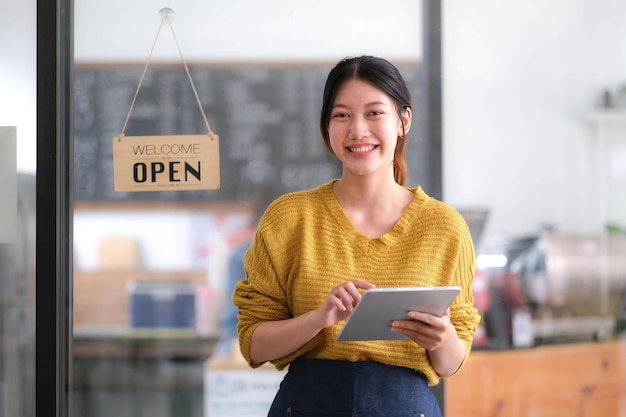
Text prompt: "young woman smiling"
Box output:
[[234, 55, 480, 417]]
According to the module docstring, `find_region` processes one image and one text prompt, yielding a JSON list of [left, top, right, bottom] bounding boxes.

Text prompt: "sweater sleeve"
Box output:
[[233, 226, 291, 368], [446, 211, 481, 375]]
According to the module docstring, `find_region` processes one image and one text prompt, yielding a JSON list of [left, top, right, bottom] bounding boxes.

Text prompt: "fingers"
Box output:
[[390, 319, 442, 350], [331, 279, 375, 312], [331, 283, 358, 312], [351, 279, 376, 291], [315, 280, 376, 329], [406, 307, 450, 324], [390, 318, 435, 337], [390, 309, 453, 351]]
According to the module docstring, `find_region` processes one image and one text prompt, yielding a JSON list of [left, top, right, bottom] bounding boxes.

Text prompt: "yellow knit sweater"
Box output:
[[233, 180, 480, 386]]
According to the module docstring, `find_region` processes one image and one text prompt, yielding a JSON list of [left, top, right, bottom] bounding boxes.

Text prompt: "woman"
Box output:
[[234, 55, 480, 417]]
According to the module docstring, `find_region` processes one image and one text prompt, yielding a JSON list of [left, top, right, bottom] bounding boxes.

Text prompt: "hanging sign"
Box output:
[[113, 133, 219, 192], [112, 8, 220, 193]]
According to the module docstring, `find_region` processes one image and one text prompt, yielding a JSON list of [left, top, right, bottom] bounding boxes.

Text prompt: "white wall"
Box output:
[[74, 0, 423, 63], [443, 0, 626, 241], [0, 0, 36, 173], [73, 209, 251, 287]]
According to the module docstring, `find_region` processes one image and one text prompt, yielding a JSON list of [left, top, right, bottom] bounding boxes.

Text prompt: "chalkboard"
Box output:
[[73, 63, 428, 202]]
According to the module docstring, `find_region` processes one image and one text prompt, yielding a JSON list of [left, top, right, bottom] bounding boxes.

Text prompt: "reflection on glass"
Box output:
[[70, 61, 350, 415], [0, 173, 37, 417], [0, 0, 37, 416], [71, 1, 626, 416]]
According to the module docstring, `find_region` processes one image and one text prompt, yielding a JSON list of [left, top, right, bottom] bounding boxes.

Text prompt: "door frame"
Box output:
[[36, 0, 73, 415]]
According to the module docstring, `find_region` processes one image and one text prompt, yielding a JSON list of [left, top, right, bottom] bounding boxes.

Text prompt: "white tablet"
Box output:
[[336, 286, 461, 342]]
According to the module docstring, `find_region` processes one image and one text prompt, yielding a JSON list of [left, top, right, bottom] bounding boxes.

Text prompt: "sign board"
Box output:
[[204, 368, 285, 417], [112, 134, 219, 192], [0, 126, 17, 243]]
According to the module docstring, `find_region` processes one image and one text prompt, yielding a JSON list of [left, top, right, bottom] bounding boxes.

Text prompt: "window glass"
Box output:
[[72, 1, 626, 416], [0, 1, 37, 416], [72, 2, 424, 416]]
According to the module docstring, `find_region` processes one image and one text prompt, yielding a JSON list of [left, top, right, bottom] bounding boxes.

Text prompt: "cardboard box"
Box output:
[[98, 236, 139, 270]]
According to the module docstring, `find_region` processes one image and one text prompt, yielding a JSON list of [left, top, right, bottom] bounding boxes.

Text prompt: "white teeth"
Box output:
[[349, 145, 375, 153]]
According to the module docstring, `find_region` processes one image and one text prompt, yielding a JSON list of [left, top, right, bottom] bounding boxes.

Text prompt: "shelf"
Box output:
[[73, 269, 208, 327], [588, 109, 626, 126]]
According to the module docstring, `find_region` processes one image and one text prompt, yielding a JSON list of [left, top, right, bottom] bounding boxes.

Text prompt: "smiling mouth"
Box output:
[[348, 145, 377, 153]]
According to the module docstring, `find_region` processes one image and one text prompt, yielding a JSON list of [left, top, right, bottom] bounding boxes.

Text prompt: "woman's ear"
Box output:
[[399, 107, 412, 136]]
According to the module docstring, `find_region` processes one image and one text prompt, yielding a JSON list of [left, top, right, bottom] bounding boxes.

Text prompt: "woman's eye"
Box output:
[[370, 110, 383, 116], [333, 112, 349, 119]]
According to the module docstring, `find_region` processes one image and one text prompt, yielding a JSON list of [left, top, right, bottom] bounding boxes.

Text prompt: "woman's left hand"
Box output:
[[390, 308, 466, 377], [389, 308, 455, 352]]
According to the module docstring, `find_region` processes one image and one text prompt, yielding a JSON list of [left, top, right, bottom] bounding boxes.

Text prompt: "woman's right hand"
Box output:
[[249, 279, 375, 365], [314, 279, 376, 329]]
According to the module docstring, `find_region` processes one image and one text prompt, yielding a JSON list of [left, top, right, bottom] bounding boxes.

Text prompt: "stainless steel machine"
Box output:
[[479, 230, 626, 348]]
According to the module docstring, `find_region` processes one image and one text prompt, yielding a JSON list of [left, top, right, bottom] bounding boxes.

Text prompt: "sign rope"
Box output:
[[119, 7, 214, 137]]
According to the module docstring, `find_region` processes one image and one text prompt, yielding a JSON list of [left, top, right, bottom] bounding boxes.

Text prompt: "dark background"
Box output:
[[73, 63, 428, 203]]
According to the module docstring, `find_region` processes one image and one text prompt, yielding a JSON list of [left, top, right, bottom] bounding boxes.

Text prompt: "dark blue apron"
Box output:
[[268, 358, 442, 417]]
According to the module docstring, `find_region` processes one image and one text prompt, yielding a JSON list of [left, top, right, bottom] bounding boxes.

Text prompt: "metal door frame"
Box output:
[[36, 0, 73, 415]]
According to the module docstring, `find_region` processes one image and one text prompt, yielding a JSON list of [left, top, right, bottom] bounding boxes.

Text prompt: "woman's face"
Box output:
[[327, 78, 410, 180]]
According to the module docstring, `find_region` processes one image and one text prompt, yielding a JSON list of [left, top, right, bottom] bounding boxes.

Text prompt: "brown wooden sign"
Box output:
[[113, 134, 220, 192]]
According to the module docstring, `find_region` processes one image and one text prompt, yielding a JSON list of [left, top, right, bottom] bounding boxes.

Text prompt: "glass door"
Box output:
[[71, 2, 428, 417], [33, 1, 626, 416], [0, 1, 37, 416]]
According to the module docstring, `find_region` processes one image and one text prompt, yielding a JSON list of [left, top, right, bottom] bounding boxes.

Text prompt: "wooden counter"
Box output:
[[445, 340, 626, 417], [73, 326, 219, 359]]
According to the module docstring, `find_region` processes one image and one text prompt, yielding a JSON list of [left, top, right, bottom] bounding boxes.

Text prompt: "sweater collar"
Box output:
[[319, 180, 428, 255]]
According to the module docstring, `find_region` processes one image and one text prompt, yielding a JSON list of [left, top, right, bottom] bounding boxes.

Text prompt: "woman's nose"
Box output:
[[348, 117, 368, 139]]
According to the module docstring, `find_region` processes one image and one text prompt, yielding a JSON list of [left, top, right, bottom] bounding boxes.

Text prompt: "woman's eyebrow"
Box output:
[[332, 100, 390, 109]]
